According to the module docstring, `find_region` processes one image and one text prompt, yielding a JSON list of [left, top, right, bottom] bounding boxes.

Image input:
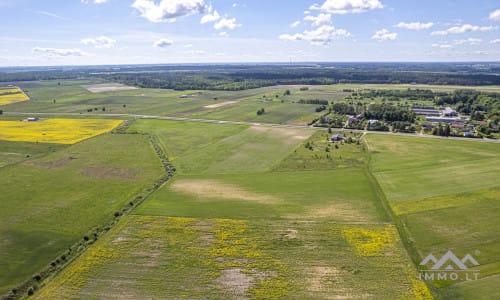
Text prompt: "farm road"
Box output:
[[5, 111, 500, 143]]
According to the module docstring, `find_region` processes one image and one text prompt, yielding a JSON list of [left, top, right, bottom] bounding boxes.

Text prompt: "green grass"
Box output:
[[135, 170, 385, 222], [273, 130, 367, 171], [127, 119, 248, 161], [35, 216, 425, 300], [0, 140, 65, 167], [366, 134, 500, 202], [128, 119, 312, 174], [34, 118, 433, 299], [0, 133, 164, 294], [366, 134, 500, 297]]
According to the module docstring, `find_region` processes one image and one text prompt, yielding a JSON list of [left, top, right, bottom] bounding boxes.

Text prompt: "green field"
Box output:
[[366, 134, 500, 297], [34, 119, 432, 299], [0, 140, 65, 168], [0, 133, 164, 294], [2, 81, 499, 299]]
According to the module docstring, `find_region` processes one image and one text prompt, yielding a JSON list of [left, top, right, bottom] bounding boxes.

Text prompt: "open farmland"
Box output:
[[34, 119, 432, 299], [366, 134, 500, 298], [0, 118, 123, 144], [0, 133, 164, 295], [0, 87, 29, 105], [1, 79, 499, 299]]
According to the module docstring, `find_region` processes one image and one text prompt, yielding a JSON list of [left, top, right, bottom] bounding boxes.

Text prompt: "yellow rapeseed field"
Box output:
[[0, 118, 123, 144], [0, 86, 29, 105]]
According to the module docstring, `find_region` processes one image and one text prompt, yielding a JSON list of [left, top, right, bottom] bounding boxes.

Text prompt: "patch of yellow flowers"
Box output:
[[0, 86, 29, 105], [0, 118, 123, 144], [342, 224, 433, 299], [342, 225, 398, 257]]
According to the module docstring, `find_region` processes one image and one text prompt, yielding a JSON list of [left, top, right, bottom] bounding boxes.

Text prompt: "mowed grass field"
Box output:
[[36, 119, 432, 299], [0, 118, 123, 144], [366, 134, 500, 299], [0, 133, 164, 295]]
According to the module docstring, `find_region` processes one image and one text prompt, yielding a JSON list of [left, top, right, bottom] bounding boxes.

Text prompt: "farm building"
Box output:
[[425, 116, 459, 123], [331, 134, 343, 141], [411, 108, 440, 116], [442, 107, 458, 117]]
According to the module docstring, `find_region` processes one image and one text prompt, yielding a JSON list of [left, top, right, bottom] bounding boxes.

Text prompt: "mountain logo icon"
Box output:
[[420, 250, 479, 270]]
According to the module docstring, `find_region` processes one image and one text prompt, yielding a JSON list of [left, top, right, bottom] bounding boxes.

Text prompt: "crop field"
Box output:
[[35, 216, 430, 300], [0, 133, 164, 295], [0, 86, 29, 105], [3, 80, 499, 299], [128, 119, 313, 174], [366, 134, 500, 298], [35, 119, 432, 299], [0, 118, 123, 144]]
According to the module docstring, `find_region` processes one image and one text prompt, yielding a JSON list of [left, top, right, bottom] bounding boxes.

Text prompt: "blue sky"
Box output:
[[0, 0, 499, 66]]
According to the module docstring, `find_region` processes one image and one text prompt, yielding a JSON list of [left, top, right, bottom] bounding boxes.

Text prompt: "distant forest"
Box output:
[[1, 63, 500, 90]]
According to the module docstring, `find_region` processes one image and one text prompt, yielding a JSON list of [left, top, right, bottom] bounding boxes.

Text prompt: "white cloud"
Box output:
[[280, 25, 350, 46], [81, 36, 116, 48], [153, 38, 173, 48], [372, 29, 397, 41], [491, 39, 500, 44], [218, 31, 229, 37], [32, 47, 86, 57], [475, 50, 488, 55], [432, 43, 453, 49], [304, 13, 332, 27], [131, 0, 208, 23], [290, 21, 301, 28], [81, 0, 108, 4], [200, 10, 220, 24], [304, 10, 311, 15], [489, 9, 500, 21], [395, 22, 434, 30], [214, 17, 241, 30], [454, 38, 482, 45], [310, 0, 383, 14], [431, 24, 497, 36]]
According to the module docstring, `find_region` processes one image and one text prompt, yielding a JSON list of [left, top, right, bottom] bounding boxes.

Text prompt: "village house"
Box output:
[[331, 134, 343, 142]]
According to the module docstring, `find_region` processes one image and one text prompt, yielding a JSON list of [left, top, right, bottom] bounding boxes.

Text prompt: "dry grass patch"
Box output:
[[30, 157, 77, 169], [217, 268, 254, 299], [81, 166, 138, 180], [248, 126, 311, 142], [204, 101, 237, 109], [287, 202, 374, 223], [170, 179, 282, 204], [82, 83, 138, 93]]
